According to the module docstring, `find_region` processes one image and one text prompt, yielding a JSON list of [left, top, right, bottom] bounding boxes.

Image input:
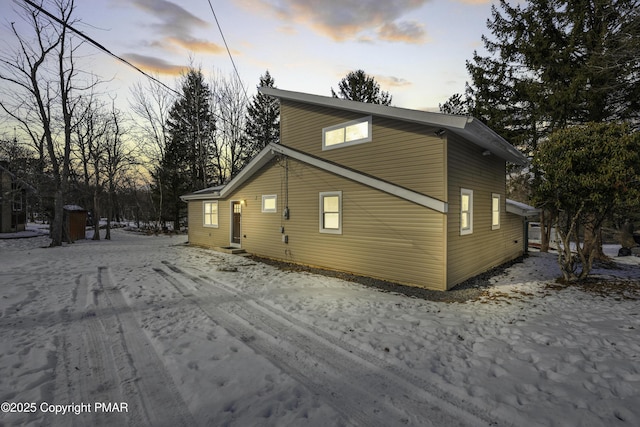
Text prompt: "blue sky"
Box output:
[[1, 0, 497, 118]]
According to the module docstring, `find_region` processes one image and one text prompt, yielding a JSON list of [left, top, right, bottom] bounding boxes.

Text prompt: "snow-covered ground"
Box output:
[[1, 227, 639, 426]]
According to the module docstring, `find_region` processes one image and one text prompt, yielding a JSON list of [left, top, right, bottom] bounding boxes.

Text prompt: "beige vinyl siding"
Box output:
[[281, 101, 447, 201], [446, 133, 522, 288], [205, 157, 446, 290], [188, 200, 230, 248]]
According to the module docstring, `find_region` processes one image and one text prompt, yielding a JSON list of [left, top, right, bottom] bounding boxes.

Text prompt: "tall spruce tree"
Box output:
[[331, 70, 392, 105], [159, 68, 215, 228], [244, 70, 280, 160], [465, 0, 640, 153]]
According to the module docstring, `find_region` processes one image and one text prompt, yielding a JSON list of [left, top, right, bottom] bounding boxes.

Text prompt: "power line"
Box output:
[[18, 0, 249, 135], [206, 0, 250, 103], [19, 0, 180, 97]]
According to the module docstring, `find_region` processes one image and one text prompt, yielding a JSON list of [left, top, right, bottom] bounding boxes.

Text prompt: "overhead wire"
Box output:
[[205, 0, 250, 103], [17, 0, 254, 136], [19, 0, 181, 97]]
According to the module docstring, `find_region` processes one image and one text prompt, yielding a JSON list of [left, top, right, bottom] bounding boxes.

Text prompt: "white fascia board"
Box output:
[[180, 186, 223, 201], [270, 144, 448, 213], [218, 147, 276, 198], [260, 87, 470, 130], [506, 199, 540, 216], [179, 146, 275, 201]]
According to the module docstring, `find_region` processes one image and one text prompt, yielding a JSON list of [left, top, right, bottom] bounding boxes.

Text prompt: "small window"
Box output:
[[262, 195, 277, 213], [492, 193, 500, 230], [203, 201, 218, 228], [319, 191, 342, 234], [322, 117, 372, 150], [460, 188, 473, 235]]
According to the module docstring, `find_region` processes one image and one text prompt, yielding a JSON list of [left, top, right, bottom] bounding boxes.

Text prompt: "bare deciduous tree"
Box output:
[[0, 0, 95, 246]]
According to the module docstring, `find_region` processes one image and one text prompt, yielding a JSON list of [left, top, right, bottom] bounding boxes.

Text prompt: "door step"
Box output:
[[215, 246, 247, 255]]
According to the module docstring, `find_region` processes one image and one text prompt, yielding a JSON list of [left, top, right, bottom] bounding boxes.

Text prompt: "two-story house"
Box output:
[[181, 88, 535, 291]]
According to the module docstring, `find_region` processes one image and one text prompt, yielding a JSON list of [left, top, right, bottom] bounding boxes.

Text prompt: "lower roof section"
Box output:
[[181, 143, 448, 214]]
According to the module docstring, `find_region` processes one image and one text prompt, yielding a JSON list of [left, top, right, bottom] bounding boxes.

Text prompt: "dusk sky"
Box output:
[[1, 0, 498, 124]]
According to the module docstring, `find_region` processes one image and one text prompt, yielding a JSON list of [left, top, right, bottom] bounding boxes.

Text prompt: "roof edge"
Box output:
[[259, 87, 528, 166]]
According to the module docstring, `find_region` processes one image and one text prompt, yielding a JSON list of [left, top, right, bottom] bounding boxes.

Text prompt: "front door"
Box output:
[[231, 201, 241, 246]]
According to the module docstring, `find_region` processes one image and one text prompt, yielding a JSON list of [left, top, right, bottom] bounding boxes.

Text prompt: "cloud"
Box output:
[[127, 0, 225, 55], [375, 75, 412, 88], [377, 21, 426, 44], [122, 53, 187, 75], [252, 0, 430, 43], [164, 37, 226, 55]]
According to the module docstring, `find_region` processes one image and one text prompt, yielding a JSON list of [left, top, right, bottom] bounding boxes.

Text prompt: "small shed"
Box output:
[[63, 205, 87, 242]]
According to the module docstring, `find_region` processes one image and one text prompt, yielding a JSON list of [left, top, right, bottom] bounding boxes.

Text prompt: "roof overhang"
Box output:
[[259, 87, 528, 166], [506, 199, 540, 217], [181, 143, 448, 213]]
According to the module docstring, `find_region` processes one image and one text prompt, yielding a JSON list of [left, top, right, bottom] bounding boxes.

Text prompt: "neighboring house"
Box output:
[[182, 88, 536, 291], [0, 161, 27, 233]]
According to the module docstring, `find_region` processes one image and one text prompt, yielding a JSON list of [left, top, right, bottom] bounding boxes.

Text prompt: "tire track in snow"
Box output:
[[52, 268, 196, 427], [158, 262, 503, 427], [51, 274, 129, 427]]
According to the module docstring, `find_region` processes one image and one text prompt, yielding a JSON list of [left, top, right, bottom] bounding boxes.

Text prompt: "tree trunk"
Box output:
[[92, 188, 100, 240], [50, 189, 64, 247], [583, 222, 606, 261], [105, 184, 113, 240]]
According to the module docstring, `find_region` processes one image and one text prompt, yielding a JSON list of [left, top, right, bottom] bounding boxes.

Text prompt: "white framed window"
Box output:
[[262, 194, 277, 213], [319, 191, 342, 234], [460, 188, 473, 235], [322, 116, 372, 151], [203, 201, 218, 228], [491, 193, 501, 230]]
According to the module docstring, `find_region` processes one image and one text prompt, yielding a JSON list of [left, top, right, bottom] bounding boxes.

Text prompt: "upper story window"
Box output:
[[262, 194, 277, 213], [203, 201, 218, 228], [322, 116, 372, 151], [460, 188, 473, 235], [491, 193, 501, 230]]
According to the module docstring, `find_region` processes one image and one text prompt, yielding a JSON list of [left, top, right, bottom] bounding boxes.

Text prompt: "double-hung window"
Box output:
[[319, 191, 342, 234], [203, 201, 218, 227], [491, 193, 501, 230], [460, 188, 473, 235], [322, 116, 372, 150]]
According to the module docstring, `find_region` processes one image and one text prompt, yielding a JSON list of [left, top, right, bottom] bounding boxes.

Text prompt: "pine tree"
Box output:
[[331, 70, 392, 105], [159, 68, 215, 227], [466, 0, 640, 153], [245, 70, 280, 160]]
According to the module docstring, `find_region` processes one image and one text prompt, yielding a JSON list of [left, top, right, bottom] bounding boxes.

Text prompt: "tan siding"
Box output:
[[191, 157, 447, 290], [187, 200, 229, 248], [280, 101, 446, 200], [446, 134, 523, 288]]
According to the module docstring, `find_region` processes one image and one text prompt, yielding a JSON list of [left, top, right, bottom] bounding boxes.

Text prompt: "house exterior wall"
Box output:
[[187, 157, 448, 290], [446, 133, 524, 288], [280, 100, 447, 201]]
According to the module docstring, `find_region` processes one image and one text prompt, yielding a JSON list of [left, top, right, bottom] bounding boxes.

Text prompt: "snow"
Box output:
[[1, 228, 639, 426]]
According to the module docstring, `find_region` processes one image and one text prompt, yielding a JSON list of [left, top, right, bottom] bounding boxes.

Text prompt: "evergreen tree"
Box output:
[[245, 70, 280, 159], [465, 0, 640, 153], [159, 68, 215, 227], [439, 93, 472, 115], [331, 70, 392, 105]]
